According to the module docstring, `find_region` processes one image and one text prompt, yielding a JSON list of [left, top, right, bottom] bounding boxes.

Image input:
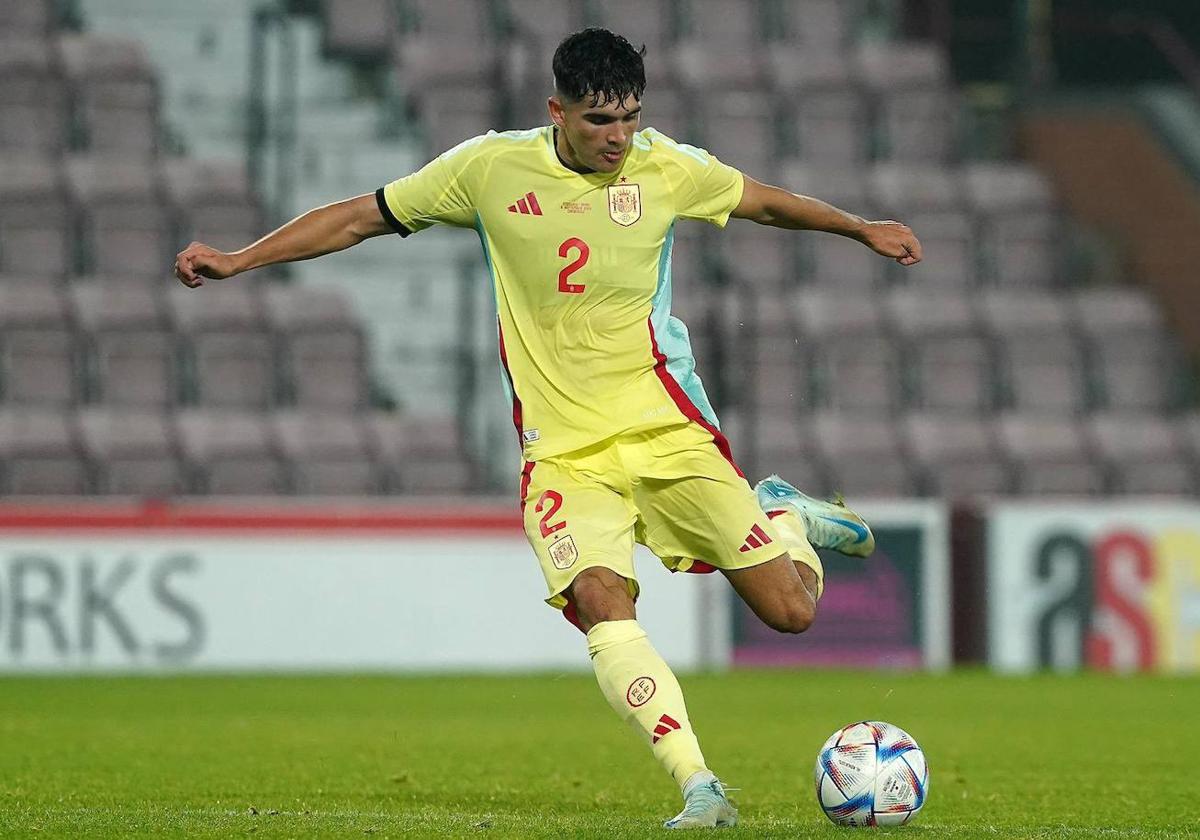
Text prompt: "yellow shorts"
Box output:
[[519, 421, 783, 610]]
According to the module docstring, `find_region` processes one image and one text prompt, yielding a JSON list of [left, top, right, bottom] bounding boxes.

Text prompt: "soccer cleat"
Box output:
[[755, 474, 875, 558], [663, 777, 738, 830]]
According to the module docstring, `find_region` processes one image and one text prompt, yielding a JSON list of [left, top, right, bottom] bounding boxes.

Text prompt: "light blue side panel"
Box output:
[[649, 223, 721, 429], [474, 214, 514, 407]]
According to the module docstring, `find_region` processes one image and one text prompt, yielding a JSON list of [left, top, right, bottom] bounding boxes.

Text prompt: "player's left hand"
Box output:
[[860, 220, 922, 266]]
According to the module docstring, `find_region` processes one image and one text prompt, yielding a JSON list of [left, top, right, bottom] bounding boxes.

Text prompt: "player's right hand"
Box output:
[[174, 242, 239, 288]]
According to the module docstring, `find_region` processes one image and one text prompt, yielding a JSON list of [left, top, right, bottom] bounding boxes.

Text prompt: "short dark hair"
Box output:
[[552, 28, 646, 108]]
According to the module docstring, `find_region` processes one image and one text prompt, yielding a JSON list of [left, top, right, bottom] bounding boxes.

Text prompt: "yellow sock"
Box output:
[[769, 510, 825, 600], [587, 619, 708, 789]]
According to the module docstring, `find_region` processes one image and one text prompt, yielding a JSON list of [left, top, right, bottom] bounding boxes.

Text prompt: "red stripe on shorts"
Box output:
[[518, 460, 535, 512], [646, 317, 745, 478]]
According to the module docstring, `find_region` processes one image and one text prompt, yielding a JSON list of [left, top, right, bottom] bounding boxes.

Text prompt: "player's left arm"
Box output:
[[731, 174, 922, 266]]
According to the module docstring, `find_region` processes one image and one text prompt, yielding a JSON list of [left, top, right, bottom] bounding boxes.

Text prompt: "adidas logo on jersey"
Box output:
[[507, 192, 543, 216], [737, 523, 774, 553], [652, 713, 682, 744]]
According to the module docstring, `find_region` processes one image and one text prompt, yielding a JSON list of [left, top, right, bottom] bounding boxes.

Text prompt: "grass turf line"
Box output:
[[0, 670, 1195, 838]]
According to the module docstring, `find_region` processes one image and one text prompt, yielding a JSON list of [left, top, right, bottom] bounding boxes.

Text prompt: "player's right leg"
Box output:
[[522, 452, 734, 828]]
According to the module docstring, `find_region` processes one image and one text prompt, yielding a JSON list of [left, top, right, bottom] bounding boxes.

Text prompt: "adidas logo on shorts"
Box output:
[[737, 524, 774, 553]]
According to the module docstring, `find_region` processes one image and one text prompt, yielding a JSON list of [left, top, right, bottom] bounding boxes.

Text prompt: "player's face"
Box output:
[[550, 93, 641, 174]]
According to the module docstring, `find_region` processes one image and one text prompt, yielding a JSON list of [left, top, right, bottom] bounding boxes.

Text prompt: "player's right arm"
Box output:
[[174, 194, 390, 287]]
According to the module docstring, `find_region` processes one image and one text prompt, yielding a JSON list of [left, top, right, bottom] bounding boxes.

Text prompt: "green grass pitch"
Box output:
[[0, 670, 1195, 838]]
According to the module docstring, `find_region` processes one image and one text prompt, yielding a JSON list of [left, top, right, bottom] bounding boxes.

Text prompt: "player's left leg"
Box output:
[[721, 551, 818, 633], [629, 425, 823, 630], [755, 474, 875, 560]]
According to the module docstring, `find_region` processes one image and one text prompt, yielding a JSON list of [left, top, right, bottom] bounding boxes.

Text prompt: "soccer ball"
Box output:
[[814, 721, 929, 827]]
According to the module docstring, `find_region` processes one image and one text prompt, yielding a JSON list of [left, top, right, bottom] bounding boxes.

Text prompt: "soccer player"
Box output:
[[174, 29, 922, 829]]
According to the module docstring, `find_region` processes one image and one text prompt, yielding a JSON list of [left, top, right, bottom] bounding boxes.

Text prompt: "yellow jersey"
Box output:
[[377, 125, 744, 462]]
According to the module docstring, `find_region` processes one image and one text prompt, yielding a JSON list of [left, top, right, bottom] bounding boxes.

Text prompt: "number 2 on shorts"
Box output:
[[536, 489, 567, 538]]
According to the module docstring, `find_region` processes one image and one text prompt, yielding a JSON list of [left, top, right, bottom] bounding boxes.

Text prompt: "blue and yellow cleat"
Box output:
[[755, 474, 875, 558], [664, 776, 738, 830]]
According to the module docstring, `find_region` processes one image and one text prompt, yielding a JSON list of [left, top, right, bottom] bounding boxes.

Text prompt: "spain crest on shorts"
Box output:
[[607, 183, 641, 226], [548, 534, 579, 570]]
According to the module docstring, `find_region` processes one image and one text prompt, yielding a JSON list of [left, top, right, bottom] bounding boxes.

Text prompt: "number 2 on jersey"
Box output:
[[557, 237, 589, 294]]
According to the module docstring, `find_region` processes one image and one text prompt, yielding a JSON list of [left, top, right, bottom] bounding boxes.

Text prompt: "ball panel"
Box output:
[[820, 743, 875, 798], [824, 789, 876, 827]]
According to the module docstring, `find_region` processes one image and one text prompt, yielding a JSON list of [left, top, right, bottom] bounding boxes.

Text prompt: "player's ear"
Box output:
[[548, 95, 566, 129]]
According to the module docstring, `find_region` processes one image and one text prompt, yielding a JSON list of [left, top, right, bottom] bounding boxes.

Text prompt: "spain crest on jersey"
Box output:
[[607, 183, 642, 226]]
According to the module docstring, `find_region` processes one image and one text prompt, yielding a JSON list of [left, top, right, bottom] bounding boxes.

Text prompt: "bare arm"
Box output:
[[173, 193, 393, 287], [731, 174, 922, 266]]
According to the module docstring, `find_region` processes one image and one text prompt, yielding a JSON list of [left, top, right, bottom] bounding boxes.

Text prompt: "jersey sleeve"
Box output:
[[375, 136, 487, 234], [646, 130, 745, 227]]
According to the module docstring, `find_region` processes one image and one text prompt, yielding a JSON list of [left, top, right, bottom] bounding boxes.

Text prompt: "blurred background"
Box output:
[[0, 0, 1197, 676]]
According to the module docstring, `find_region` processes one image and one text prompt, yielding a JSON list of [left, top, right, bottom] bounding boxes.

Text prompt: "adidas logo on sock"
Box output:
[[652, 713, 681, 745], [737, 523, 774, 553]]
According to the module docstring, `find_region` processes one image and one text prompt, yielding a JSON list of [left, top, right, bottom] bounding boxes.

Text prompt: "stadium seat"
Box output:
[[718, 220, 796, 289], [962, 163, 1059, 286], [0, 283, 76, 406], [585, 0, 675, 57], [641, 87, 693, 143], [812, 336, 901, 413], [0, 40, 68, 155], [1067, 288, 1185, 412], [176, 409, 287, 495], [804, 232, 887, 290], [903, 412, 1010, 497], [319, 0, 397, 63], [499, 0, 586, 118], [879, 89, 958, 163], [782, 166, 881, 285], [392, 0, 502, 101], [870, 164, 972, 285], [262, 285, 367, 409], [1181, 413, 1200, 468], [0, 0, 56, 38], [780, 163, 873, 213], [77, 407, 183, 496], [980, 291, 1088, 413], [747, 412, 811, 470], [368, 412, 475, 494], [71, 282, 177, 407], [784, 85, 871, 165], [1087, 412, 1195, 495], [979, 289, 1072, 335], [59, 34, 159, 158], [0, 156, 72, 276], [778, 0, 859, 48], [0, 407, 89, 494], [1071, 287, 1181, 406], [749, 356, 812, 417], [413, 85, 500, 154], [854, 41, 956, 162], [885, 288, 994, 412], [1000, 334, 1089, 415], [675, 41, 763, 94], [66, 156, 172, 276], [162, 159, 264, 254], [1069, 285, 1164, 336], [274, 410, 378, 495], [695, 91, 776, 178], [811, 411, 918, 497], [995, 414, 1105, 495], [168, 286, 277, 408]]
